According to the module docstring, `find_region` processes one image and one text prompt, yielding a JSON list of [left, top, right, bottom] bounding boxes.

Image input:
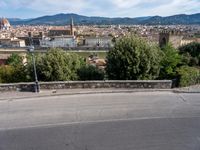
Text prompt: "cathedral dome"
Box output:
[[0, 18, 11, 29]]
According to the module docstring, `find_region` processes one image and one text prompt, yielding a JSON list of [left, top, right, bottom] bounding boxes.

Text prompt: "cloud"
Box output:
[[0, 0, 199, 18]]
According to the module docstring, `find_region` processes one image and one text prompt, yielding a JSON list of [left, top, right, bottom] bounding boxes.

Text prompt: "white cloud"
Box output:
[[0, 0, 200, 18], [145, 0, 200, 16]]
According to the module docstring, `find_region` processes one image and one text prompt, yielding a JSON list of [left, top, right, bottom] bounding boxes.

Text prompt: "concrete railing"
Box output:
[[0, 80, 172, 92]]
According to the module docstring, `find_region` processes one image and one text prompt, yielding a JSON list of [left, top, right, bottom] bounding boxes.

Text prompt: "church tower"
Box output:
[[70, 17, 74, 36]]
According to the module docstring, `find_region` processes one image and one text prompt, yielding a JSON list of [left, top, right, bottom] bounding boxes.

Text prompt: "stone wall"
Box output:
[[0, 80, 172, 92]]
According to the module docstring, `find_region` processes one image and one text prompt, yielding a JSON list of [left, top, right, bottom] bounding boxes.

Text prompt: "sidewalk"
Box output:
[[0, 86, 199, 101], [0, 88, 173, 101], [174, 84, 200, 93]]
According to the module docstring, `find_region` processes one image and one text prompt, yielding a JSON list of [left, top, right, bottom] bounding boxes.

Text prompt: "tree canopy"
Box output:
[[106, 35, 161, 80], [179, 42, 200, 66], [27, 48, 86, 81], [159, 44, 182, 79]]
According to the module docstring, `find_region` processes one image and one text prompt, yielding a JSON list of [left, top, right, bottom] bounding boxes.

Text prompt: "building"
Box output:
[[48, 18, 76, 37], [159, 30, 183, 48], [0, 49, 27, 65], [41, 17, 77, 48], [40, 36, 76, 47], [0, 38, 26, 47], [159, 30, 200, 48], [180, 37, 200, 46], [0, 18, 11, 30], [84, 36, 113, 47], [48, 28, 72, 37]]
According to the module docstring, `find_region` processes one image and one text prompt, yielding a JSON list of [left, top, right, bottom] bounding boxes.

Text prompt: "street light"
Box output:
[[27, 45, 40, 93]]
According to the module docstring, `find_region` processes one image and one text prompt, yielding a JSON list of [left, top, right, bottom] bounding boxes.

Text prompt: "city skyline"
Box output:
[[0, 0, 200, 19]]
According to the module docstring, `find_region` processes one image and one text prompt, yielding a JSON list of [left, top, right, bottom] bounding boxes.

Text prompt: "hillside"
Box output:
[[9, 13, 200, 25]]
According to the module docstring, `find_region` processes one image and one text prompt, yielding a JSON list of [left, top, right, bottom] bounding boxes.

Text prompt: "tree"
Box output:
[[6, 53, 24, 67], [77, 65, 105, 80], [0, 65, 15, 83], [159, 44, 182, 79], [2, 53, 27, 83], [179, 42, 200, 66], [106, 35, 161, 80], [176, 66, 200, 87], [27, 48, 86, 81]]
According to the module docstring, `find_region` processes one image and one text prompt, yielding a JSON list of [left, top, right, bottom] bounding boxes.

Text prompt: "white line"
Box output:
[[1, 116, 200, 131]]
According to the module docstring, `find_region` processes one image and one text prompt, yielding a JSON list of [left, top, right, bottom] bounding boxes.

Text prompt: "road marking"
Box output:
[[1, 115, 200, 131]]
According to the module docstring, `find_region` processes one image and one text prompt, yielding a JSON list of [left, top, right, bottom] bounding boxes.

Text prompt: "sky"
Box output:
[[0, 0, 200, 19]]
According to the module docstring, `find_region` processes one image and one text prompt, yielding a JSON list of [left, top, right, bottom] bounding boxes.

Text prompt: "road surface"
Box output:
[[0, 92, 200, 150]]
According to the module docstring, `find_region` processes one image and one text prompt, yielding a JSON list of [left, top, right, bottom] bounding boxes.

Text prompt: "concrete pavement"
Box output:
[[0, 86, 199, 102], [0, 92, 200, 149], [0, 88, 173, 101]]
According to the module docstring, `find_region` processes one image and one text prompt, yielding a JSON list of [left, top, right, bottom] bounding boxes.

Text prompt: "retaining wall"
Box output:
[[0, 80, 172, 92]]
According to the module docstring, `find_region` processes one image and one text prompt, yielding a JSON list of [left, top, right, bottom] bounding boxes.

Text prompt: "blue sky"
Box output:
[[0, 0, 200, 19]]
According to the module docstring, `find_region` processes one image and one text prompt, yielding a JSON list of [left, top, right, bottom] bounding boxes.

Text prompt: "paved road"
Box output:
[[0, 92, 199, 150]]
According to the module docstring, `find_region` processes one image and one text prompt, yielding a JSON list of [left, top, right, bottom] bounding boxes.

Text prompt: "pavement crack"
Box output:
[[177, 94, 187, 102]]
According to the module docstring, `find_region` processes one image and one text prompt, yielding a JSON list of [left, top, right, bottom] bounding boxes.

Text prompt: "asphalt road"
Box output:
[[0, 92, 200, 150]]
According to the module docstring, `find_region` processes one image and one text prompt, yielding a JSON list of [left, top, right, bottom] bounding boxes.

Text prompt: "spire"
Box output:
[[0, 17, 3, 30], [71, 17, 74, 26], [70, 17, 74, 36]]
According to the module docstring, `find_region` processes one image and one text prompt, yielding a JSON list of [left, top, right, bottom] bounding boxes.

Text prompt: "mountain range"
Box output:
[[8, 13, 200, 25]]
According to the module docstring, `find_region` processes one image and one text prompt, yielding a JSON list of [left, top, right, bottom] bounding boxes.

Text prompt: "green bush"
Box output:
[[179, 42, 200, 66], [176, 66, 200, 87], [0, 65, 26, 83], [77, 65, 105, 80], [6, 53, 24, 67], [159, 44, 182, 79], [26, 48, 86, 81], [0, 52, 27, 83], [106, 35, 161, 80], [0, 65, 15, 83]]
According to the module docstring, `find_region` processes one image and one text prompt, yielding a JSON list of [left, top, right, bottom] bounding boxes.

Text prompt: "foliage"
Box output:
[[176, 66, 200, 87], [26, 48, 86, 81], [106, 35, 161, 80], [77, 65, 105, 80], [5, 53, 24, 67], [179, 42, 200, 66], [0, 65, 27, 83], [0, 65, 15, 83], [0, 53, 27, 83], [159, 44, 182, 79]]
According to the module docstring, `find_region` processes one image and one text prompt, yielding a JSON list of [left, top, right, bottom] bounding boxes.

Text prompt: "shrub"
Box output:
[[0, 65, 26, 83], [179, 42, 200, 66], [0, 65, 15, 83], [77, 65, 105, 80], [159, 44, 182, 79], [106, 35, 161, 80], [176, 66, 200, 87], [6, 53, 24, 67], [26, 48, 86, 81]]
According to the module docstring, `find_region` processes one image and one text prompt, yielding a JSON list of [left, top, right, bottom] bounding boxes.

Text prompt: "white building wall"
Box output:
[[40, 37, 77, 47], [85, 37, 113, 47]]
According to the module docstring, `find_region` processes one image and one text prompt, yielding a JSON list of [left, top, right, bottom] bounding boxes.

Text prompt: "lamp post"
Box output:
[[27, 45, 40, 93]]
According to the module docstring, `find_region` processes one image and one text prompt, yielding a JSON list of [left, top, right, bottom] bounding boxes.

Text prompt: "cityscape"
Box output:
[[0, 14, 200, 65], [0, 0, 200, 150], [1, 14, 200, 48]]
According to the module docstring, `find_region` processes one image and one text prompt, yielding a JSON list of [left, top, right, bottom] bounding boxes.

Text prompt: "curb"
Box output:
[[172, 89, 200, 93]]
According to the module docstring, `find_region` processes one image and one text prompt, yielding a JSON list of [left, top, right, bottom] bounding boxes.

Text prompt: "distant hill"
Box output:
[[143, 13, 200, 25], [9, 13, 200, 25]]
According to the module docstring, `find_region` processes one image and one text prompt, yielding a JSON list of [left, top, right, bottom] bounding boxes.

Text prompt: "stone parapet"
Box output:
[[0, 80, 172, 92]]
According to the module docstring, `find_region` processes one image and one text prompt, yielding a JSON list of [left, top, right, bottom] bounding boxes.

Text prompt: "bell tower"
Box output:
[[70, 17, 74, 36]]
